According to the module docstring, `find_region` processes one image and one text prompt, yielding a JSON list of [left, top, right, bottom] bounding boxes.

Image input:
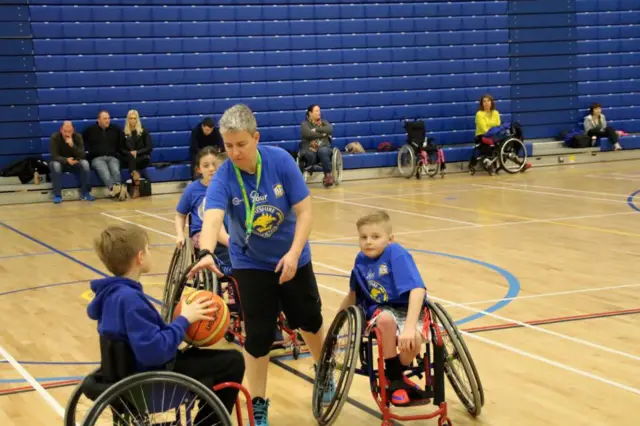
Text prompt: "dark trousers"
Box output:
[[302, 146, 332, 174], [49, 160, 91, 197], [587, 127, 618, 144], [173, 347, 245, 422], [124, 154, 151, 177]]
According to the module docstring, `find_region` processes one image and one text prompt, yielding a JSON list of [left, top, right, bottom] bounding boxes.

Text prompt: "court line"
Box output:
[[441, 282, 640, 308], [464, 308, 640, 334], [313, 261, 640, 369], [136, 209, 174, 223], [311, 195, 480, 226], [101, 212, 175, 238], [0, 345, 65, 418], [627, 189, 640, 213], [502, 182, 631, 198], [473, 183, 629, 205]]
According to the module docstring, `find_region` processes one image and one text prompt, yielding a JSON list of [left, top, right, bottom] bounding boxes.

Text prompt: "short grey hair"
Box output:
[[218, 104, 257, 135]]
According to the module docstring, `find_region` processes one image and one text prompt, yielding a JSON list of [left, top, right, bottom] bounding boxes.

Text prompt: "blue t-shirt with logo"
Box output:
[[204, 145, 311, 271], [350, 242, 426, 318], [176, 179, 230, 264]]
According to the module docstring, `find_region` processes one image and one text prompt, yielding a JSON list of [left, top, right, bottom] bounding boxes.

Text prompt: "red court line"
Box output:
[[0, 380, 79, 396], [462, 307, 640, 334]]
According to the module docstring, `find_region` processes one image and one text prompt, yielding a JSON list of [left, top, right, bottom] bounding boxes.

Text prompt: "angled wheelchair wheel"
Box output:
[[161, 240, 192, 322], [424, 150, 441, 178], [296, 153, 310, 183], [64, 368, 99, 426], [312, 305, 363, 426], [428, 301, 484, 417], [80, 371, 232, 426], [397, 145, 416, 178], [331, 147, 343, 185], [166, 261, 219, 323], [499, 137, 527, 174]]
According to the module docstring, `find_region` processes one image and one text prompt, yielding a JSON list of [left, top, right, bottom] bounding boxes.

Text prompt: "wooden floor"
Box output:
[[1, 160, 639, 426]]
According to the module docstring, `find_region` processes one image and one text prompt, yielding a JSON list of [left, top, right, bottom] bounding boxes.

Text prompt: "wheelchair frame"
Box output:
[[312, 301, 484, 426], [398, 119, 445, 180], [296, 146, 343, 186]]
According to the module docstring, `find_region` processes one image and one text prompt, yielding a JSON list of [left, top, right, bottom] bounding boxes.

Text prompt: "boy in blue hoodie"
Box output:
[[88, 224, 245, 421]]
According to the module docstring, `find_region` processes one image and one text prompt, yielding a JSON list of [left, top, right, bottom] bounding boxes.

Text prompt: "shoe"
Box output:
[[109, 183, 120, 198], [81, 193, 95, 201], [314, 364, 335, 405], [118, 185, 130, 201], [252, 397, 270, 426], [53, 196, 62, 204]]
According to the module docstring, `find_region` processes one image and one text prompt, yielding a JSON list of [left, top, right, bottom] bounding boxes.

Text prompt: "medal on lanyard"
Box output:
[[233, 152, 262, 246]]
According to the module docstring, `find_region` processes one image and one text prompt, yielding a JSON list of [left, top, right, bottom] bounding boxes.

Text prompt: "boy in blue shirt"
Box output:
[[88, 224, 245, 422], [339, 210, 428, 406]]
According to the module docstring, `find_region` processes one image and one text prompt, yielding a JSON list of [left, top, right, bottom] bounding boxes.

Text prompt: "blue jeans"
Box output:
[[91, 156, 121, 189], [303, 146, 332, 173], [49, 160, 91, 197]]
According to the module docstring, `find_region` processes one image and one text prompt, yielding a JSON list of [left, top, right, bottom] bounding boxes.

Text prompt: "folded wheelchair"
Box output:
[[468, 122, 528, 176], [63, 335, 254, 426], [397, 120, 446, 179], [312, 300, 484, 426], [163, 241, 305, 360]]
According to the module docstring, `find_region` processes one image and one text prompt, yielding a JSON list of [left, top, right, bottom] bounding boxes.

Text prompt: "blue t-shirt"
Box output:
[[176, 179, 230, 263], [204, 145, 311, 271], [350, 242, 426, 318]]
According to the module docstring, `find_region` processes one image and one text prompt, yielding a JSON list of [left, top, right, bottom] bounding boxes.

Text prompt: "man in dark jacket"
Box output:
[[83, 110, 124, 198], [49, 121, 94, 204], [190, 117, 223, 178]]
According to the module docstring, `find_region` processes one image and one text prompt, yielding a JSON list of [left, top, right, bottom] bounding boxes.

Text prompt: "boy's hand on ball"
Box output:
[[181, 297, 217, 323]]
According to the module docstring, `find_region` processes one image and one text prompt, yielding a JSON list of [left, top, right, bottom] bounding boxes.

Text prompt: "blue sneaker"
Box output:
[[81, 193, 95, 201], [314, 364, 335, 405], [252, 398, 269, 426], [53, 196, 62, 204]]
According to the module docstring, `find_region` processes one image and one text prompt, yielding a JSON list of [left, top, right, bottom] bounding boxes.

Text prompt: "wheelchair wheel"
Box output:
[[397, 145, 416, 178], [499, 137, 527, 174], [428, 301, 484, 417], [64, 368, 99, 426], [331, 147, 343, 185], [166, 261, 219, 323], [297, 153, 309, 183], [424, 150, 441, 178], [161, 240, 192, 322], [312, 305, 363, 426], [80, 371, 232, 425]]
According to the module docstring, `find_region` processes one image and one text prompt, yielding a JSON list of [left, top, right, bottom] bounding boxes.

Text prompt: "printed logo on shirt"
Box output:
[[232, 197, 241, 206], [378, 263, 388, 276], [198, 198, 206, 219], [252, 205, 285, 238], [367, 280, 389, 303], [273, 183, 284, 198], [250, 190, 268, 204]]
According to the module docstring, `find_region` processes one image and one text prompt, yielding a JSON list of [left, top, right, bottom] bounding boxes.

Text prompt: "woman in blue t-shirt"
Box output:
[[188, 104, 329, 426], [174, 146, 231, 274]]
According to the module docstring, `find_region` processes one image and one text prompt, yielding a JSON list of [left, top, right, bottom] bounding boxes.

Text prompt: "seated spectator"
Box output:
[[475, 94, 501, 144], [49, 121, 94, 204], [190, 117, 223, 178], [584, 103, 622, 151], [121, 110, 153, 198], [300, 104, 334, 186], [83, 110, 127, 200]]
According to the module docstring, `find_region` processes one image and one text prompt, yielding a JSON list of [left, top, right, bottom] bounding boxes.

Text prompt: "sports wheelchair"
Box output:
[[63, 335, 254, 426], [163, 241, 305, 359], [397, 120, 446, 179], [296, 146, 343, 186], [468, 123, 528, 176], [312, 301, 484, 426]]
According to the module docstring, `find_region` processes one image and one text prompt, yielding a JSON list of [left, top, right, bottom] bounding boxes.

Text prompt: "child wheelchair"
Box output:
[[63, 335, 254, 426], [312, 300, 484, 426], [397, 120, 446, 179], [468, 122, 528, 176], [296, 146, 344, 186]]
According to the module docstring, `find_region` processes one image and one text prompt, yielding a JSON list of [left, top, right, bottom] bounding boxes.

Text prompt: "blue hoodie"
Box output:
[[87, 276, 190, 371]]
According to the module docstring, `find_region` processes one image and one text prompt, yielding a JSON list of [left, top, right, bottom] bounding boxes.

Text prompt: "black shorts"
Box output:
[[233, 262, 323, 357]]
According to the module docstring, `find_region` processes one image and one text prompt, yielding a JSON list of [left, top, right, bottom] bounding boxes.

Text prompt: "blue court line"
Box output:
[[0, 243, 175, 262], [310, 242, 521, 327], [627, 189, 640, 213]]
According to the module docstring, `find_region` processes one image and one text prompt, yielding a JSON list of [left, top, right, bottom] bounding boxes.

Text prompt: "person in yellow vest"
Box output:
[[475, 94, 501, 144]]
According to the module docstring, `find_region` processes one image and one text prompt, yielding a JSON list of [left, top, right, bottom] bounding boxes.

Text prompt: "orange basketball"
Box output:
[[173, 290, 230, 347]]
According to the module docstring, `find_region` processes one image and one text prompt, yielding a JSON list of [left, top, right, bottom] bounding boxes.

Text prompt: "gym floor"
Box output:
[[1, 160, 639, 425]]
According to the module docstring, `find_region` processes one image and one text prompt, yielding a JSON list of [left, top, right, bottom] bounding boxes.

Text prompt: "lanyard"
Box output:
[[232, 152, 262, 244]]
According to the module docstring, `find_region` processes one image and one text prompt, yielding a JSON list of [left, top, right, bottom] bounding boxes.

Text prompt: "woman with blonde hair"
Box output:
[[121, 109, 153, 198]]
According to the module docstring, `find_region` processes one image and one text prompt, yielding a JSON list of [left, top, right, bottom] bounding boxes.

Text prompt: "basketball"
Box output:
[[173, 290, 230, 347]]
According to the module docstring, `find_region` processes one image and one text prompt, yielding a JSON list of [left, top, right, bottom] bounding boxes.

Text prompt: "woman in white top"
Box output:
[[584, 103, 621, 151]]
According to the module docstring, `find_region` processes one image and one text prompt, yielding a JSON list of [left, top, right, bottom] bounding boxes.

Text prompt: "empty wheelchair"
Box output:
[[312, 301, 484, 426], [397, 120, 446, 179], [469, 122, 528, 176], [297, 146, 343, 187], [63, 336, 255, 426]]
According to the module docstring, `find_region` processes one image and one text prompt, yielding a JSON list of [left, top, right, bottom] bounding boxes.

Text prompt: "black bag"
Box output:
[[569, 134, 591, 148], [0, 157, 49, 184]]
